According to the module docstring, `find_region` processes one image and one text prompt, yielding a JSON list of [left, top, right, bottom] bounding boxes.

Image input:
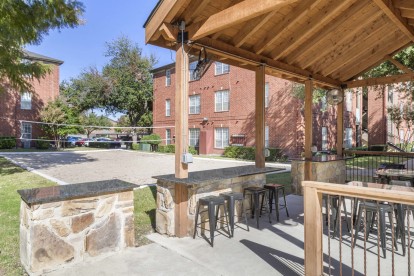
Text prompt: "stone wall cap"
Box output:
[[17, 179, 136, 206], [153, 165, 283, 186]]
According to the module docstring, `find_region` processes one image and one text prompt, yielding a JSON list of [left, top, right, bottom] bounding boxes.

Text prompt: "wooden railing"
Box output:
[[303, 181, 414, 275]]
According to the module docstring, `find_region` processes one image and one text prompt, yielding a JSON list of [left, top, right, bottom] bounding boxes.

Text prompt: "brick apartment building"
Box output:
[[0, 51, 62, 147], [152, 61, 367, 157]]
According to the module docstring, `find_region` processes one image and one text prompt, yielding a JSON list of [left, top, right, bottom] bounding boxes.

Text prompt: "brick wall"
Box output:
[[153, 62, 356, 157]]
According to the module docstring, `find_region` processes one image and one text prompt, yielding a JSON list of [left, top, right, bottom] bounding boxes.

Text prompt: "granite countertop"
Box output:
[[290, 155, 351, 162], [18, 179, 137, 206], [153, 165, 283, 186]]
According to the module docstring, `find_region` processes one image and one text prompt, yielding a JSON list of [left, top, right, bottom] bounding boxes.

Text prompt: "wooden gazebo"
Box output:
[[144, 0, 414, 273]]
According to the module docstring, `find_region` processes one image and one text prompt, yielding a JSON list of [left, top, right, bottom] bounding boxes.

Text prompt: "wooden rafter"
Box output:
[[191, 0, 299, 41], [159, 23, 178, 42], [183, 0, 212, 25], [386, 55, 413, 73], [284, 1, 376, 65], [253, 0, 319, 55], [231, 11, 276, 48], [345, 73, 414, 88], [270, 0, 356, 60], [394, 0, 414, 10], [372, 0, 414, 42], [401, 9, 414, 19]]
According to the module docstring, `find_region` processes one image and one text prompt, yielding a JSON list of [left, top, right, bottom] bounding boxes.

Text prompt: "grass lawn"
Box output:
[[0, 147, 106, 153], [266, 172, 292, 194]]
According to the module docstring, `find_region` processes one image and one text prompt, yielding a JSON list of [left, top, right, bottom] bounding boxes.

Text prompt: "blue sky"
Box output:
[[26, 0, 173, 82]]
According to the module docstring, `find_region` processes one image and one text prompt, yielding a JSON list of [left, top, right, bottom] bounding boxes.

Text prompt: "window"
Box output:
[[215, 90, 229, 112], [265, 126, 269, 148], [345, 128, 353, 149], [166, 129, 171, 145], [215, 62, 230, 75], [346, 91, 352, 112], [322, 127, 328, 150], [215, 128, 229, 149], [189, 61, 199, 81], [165, 69, 171, 86], [21, 92, 32, 110], [165, 100, 171, 117], [189, 95, 201, 114], [265, 83, 269, 108], [189, 128, 200, 147], [321, 96, 327, 111], [388, 86, 394, 106], [21, 122, 32, 148]]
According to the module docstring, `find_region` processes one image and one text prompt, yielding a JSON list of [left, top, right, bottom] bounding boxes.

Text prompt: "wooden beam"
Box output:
[[394, 0, 414, 10], [401, 9, 414, 19], [303, 185, 323, 276], [191, 0, 299, 41], [159, 23, 178, 42], [372, 0, 414, 42], [285, 1, 377, 65], [194, 37, 342, 88], [174, 184, 189, 237], [255, 65, 266, 168], [253, 0, 319, 55], [345, 73, 414, 88], [175, 44, 189, 179], [304, 79, 313, 160], [232, 11, 276, 48], [386, 55, 413, 73], [270, 0, 357, 60], [337, 101, 344, 156]]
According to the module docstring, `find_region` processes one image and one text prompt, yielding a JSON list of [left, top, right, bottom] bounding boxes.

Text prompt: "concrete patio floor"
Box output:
[[46, 195, 413, 276]]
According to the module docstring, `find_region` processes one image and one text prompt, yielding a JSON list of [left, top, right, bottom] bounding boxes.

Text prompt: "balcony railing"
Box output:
[[303, 181, 414, 275]]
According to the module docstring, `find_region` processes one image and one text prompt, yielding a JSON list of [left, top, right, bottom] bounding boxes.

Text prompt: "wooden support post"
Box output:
[[303, 184, 323, 276], [337, 100, 344, 156], [174, 184, 189, 237], [304, 80, 313, 160], [255, 65, 266, 168], [175, 44, 189, 178]]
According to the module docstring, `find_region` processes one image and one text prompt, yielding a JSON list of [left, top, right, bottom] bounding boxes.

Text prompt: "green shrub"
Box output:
[[132, 143, 140, 150], [156, 144, 197, 155], [369, 144, 387, 151], [265, 148, 288, 162], [224, 146, 286, 161], [164, 145, 175, 153], [188, 146, 198, 155], [35, 138, 49, 149], [0, 137, 16, 149]]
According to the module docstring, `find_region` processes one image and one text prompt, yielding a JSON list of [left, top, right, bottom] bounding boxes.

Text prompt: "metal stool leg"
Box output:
[[241, 199, 249, 232], [254, 192, 260, 228], [275, 188, 280, 222], [208, 202, 216, 247], [223, 202, 231, 237], [193, 202, 200, 239], [282, 188, 289, 217]]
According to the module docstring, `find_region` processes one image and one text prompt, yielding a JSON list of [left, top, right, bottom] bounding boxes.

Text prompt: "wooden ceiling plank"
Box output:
[[232, 11, 276, 48], [401, 9, 414, 19], [194, 37, 341, 87], [345, 73, 414, 88], [184, 0, 212, 25], [336, 33, 410, 81], [253, 0, 320, 55], [372, 0, 414, 42], [190, 0, 299, 41], [317, 24, 394, 76], [285, 1, 375, 65], [386, 55, 413, 73], [409, 19, 414, 26], [270, 0, 357, 60], [394, 0, 414, 10]]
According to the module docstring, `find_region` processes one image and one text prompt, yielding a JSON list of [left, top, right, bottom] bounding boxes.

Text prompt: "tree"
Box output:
[[79, 112, 112, 138], [0, 0, 84, 93], [387, 104, 414, 151]]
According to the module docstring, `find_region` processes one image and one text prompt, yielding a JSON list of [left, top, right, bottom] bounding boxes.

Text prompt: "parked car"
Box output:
[[75, 138, 92, 147], [64, 136, 82, 147], [96, 137, 121, 149]]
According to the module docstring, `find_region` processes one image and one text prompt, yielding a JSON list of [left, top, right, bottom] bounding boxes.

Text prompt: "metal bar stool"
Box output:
[[193, 195, 230, 247], [243, 186, 271, 229], [264, 183, 289, 222], [220, 192, 249, 237], [324, 195, 349, 237]]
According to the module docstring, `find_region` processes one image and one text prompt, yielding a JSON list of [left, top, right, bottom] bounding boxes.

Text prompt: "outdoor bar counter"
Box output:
[[17, 180, 136, 275], [153, 165, 282, 237], [291, 155, 349, 195]]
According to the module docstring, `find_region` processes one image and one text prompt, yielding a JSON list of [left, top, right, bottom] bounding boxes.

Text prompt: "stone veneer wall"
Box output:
[[291, 160, 346, 195], [156, 174, 265, 237], [20, 191, 134, 275]]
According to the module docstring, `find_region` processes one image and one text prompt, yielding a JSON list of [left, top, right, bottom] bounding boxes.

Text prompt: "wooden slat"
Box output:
[[303, 186, 323, 276], [232, 11, 276, 48], [191, 0, 299, 41], [194, 37, 342, 88], [372, 0, 414, 42], [304, 79, 313, 160], [394, 0, 414, 10], [345, 73, 414, 88], [253, 0, 319, 55], [401, 9, 414, 19], [285, 1, 377, 65], [255, 65, 265, 168], [317, 23, 393, 76], [337, 101, 344, 156], [175, 44, 189, 179], [337, 32, 410, 81], [386, 55, 413, 73], [270, 0, 356, 60]]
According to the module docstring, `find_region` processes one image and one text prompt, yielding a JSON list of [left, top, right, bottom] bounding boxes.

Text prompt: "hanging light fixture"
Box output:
[[192, 47, 212, 80], [326, 89, 344, 105]]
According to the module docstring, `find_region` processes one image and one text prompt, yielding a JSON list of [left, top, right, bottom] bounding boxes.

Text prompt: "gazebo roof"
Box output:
[[145, 0, 414, 89]]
